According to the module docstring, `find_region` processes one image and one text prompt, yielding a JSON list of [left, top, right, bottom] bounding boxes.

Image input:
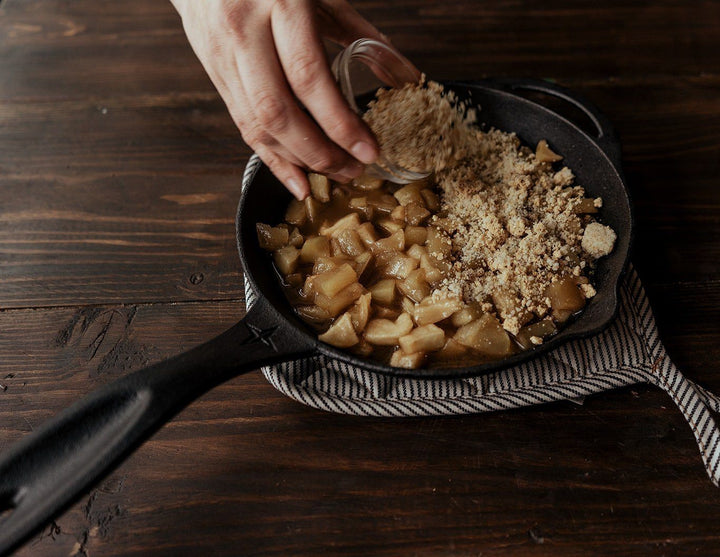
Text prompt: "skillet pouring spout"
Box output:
[[0, 300, 313, 556]]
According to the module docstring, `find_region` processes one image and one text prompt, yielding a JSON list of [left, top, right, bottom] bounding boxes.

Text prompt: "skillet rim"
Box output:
[[237, 79, 633, 379]]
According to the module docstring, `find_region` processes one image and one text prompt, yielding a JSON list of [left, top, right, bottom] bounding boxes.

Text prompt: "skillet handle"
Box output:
[[480, 77, 623, 172], [0, 301, 312, 556]]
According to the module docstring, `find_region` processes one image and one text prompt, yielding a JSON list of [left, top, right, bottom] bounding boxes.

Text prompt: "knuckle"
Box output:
[[240, 123, 272, 149], [307, 148, 343, 174], [324, 117, 358, 145], [288, 54, 324, 96], [253, 93, 289, 133]]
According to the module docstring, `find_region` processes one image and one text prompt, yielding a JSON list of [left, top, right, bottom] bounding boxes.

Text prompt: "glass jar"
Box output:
[[332, 38, 430, 184]]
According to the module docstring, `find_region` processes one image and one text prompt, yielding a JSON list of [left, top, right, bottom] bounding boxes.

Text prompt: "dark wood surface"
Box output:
[[1, 0, 719, 555]]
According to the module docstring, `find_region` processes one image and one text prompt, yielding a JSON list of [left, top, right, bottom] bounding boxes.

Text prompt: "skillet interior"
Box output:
[[238, 81, 633, 379]]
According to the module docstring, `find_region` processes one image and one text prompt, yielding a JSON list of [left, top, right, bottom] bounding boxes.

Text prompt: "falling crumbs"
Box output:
[[363, 78, 616, 336]]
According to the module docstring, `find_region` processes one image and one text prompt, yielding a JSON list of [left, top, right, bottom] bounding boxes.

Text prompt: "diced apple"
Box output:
[[300, 236, 331, 263], [390, 349, 425, 369], [315, 282, 364, 316], [436, 338, 468, 359], [372, 229, 405, 253], [367, 193, 398, 214], [364, 313, 414, 345], [313, 263, 358, 297], [312, 255, 351, 275], [545, 277, 586, 312], [454, 314, 512, 357], [535, 139, 563, 163], [421, 189, 440, 211], [516, 318, 557, 349], [349, 196, 374, 219], [450, 303, 483, 327], [404, 202, 431, 226], [353, 174, 384, 190], [336, 229, 366, 257], [356, 222, 378, 246], [377, 217, 404, 234], [353, 251, 373, 279], [380, 253, 418, 279], [348, 292, 372, 332], [399, 324, 445, 353], [256, 223, 289, 251], [296, 305, 331, 325], [369, 279, 396, 306], [412, 296, 464, 325], [285, 199, 307, 226], [405, 226, 428, 246], [318, 313, 359, 348], [320, 213, 362, 237], [288, 227, 304, 247], [304, 196, 322, 224], [273, 246, 300, 275], [426, 226, 452, 259], [309, 172, 330, 202], [393, 182, 427, 206], [420, 254, 444, 284], [397, 269, 430, 303]]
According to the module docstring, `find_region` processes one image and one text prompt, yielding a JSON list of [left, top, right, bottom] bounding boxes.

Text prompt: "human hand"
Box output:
[[171, 0, 388, 199]]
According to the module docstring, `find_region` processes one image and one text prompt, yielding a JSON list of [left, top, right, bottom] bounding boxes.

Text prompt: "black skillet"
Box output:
[[0, 78, 632, 555]]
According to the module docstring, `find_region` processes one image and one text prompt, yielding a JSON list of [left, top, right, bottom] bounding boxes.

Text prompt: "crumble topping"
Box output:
[[364, 79, 617, 334]]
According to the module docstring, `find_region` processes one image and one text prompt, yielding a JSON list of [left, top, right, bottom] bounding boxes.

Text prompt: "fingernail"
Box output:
[[287, 178, 307, 200], [351, 141, 378, 165]]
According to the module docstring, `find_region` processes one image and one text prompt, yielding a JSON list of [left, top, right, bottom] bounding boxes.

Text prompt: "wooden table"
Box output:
[[1, 1, 719, 555]]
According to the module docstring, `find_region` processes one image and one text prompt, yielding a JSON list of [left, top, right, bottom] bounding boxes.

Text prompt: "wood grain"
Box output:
[[1, 0, 719, 555]]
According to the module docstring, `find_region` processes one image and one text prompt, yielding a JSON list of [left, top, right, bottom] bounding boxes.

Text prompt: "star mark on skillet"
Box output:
[[242, 323, 279, 351]]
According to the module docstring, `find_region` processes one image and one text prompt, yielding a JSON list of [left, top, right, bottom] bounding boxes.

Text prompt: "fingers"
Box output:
[[253, 143, 310, 200], [271, 1, 379, 167], [234, 15, 369, 181]]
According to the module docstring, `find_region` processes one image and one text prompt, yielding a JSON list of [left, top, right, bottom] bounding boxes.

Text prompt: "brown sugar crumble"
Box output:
[[363, 76, 476, 173], [366, 79, 616, 336]]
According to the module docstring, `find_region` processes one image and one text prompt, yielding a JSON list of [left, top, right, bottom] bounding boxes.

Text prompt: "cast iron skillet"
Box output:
[[0, 78, 631, 555]]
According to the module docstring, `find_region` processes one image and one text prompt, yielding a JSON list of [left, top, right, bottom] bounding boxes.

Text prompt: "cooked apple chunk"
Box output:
[[353, 174, 384, 190], [380, 253, 418, 280], [405, 226, 428, 246], [544, 277, 586, 314], [284, 199, 307, 226], [399, 324, 445, 354], [454, 314, 512, 357], [404, 202, 431, 226], [390, 349, 425, 369], [300, 236, 331, 263], [369, 278, 396, 306], [393, 182, 427, 206], [364, 313, 414, 345], [320, 213, 362, 237], [304, 196, 322, 224], [397, 269, 431, 303], [336, 229, 366, 257], [412, 295, 463, 326], [296, 305, 331, 325], [313, 263, 358, 297], [315, 282, 364, 316], [256, 223, 289, 251], [319, 313, 359, 348], [309, 172, 331, 202], [348, 292, 372, 333], [273, 246, 300, 275]]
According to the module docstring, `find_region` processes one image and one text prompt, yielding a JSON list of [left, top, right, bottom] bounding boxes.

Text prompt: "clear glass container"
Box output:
[[332, 38, 430, 184]]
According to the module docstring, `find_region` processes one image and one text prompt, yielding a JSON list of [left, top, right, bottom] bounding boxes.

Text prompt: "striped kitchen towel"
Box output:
[[242, 155, 720, 486]]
